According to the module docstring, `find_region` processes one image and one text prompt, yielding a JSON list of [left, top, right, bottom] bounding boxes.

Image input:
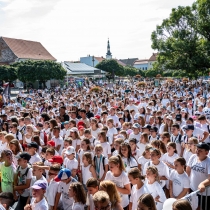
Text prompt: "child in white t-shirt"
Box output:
[[24, 180, 48, 210], [169, 157, 190, 199], [107, 118, 118, 146], [64, 146, 78, 178], [69, 182, 86, 210], [0, 132, 8, 154]]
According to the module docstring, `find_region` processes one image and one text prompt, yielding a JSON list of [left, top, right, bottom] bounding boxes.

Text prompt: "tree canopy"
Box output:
[[0, 65, 17, 82], [151, 0, 210, 77], [14, 60, 66, 85]]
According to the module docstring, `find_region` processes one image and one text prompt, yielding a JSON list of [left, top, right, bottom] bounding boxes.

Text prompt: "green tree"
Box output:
[[15, 60, 66, 88], [123, 66, 138, 77], [0, 65, 17, 82], [95, 59, 124, 78], [151, 4, 210, 77], [145, 69, 159, 78]]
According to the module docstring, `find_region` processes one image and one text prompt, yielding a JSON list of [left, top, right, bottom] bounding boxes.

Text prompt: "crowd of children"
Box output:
[[0, 80, 209, 210]]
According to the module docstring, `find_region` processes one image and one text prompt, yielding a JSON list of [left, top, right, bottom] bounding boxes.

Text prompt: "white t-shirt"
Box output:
[[138, 156, 150, 172], [170, 170, 190, 197], [136, 142, 147, 156], [187, 154, 210, 195], [107, 127, 118, 144], [29, 153, 42, 165], [121, 156, 138, 173], [145, 180, 166, 210], [94, 156, 108, 179], [129, 133, 141, 142], [0, 141, 8, 155], [86, 193, 94, 210], [30, 197, 48, 210], [46, 179, 59, 207], [105, 171, 130, 208], [161, 153, 179, 173], [107, 115, 119, 126], [143, 161, 170, 188], [96, 142, 111, 158], [64, 158, 79, 171], [58, 178, 77, 210], [72, 139, 81, 150], [72, 202, 85, 210], [91, 128, 101, 139], [130, 184, 149, 210], [52, 136, 64, 155]]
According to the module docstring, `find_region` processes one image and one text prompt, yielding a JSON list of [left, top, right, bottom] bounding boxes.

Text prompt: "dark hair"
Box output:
[[172, 123, 180, 129], [129, 138, 138, 144], [167, 142, 177, 153], [128, 168, 144, 180], [172, 199, 192, 210], [32, 135, 41, 146], [0, 192, 15, 209], [138, 193, 157, 210], [41, 113, 51, 121], [70, 182, 86, 204], [119, 142, 134, 164], [175, 157, 186, 166], [86, 178, 99, 188], [82, 138, 91, 150]]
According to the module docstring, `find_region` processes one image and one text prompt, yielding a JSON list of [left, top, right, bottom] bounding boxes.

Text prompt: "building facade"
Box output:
[[133, 59, 148, 70]]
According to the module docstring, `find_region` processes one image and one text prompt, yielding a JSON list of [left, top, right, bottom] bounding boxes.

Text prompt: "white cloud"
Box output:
[[0, 0, 195, 61]]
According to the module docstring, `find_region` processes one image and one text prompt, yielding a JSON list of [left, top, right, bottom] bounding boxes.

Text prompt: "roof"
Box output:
[[62, 62, 105, 75], [115, 59, 126, 66], [119, 58, 138, 66], [1, 37, 56, 61], [148, 53, 158, 62], [134, 59, 148, 65], [94, 57, 104, 62]]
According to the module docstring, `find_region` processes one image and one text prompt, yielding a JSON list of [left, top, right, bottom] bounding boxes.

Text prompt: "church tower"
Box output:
[[106, 38, 112, 60]]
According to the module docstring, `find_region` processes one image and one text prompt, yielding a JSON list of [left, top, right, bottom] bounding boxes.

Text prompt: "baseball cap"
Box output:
[[183, 124, 194, 130], [95, 115, 100, 119], [150, 126, 158, 132], [48, 156, 63, 164], [195, 111, 200, 115], [27, 142, 39, 149], [31, 180, 47, 190], [54, 168, 71, 182], [175, 114, 182, 121], [47, 140, 55, 147], [196, 142, 210, 151], [78, 126, 84, 131], [132, 123, 140, 129], [1, 149, 12, 157], [70, 127, 78, 132], [181, 109, 187, 113], [63, 121, 69, 125], [142, 124, 151, 130], [15, 152, 31, 161], [77, 121, 85, 127], [64, 146, 76, 155]]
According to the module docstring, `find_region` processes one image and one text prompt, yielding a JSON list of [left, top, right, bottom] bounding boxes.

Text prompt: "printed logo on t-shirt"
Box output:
[[174, 179, 181, 186], [191, 164, 205, 173]]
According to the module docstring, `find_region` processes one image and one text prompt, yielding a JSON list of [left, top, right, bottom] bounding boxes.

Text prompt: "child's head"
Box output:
[[64, 138, 72, 148], [45, 148, 55, 160], [150, 148, 161, 161], [119, 130, 128, 140], [137, 193, 157, 210], [31, 180, 47, 198], [54, 168, 71, 183], [48, 155, 63, 165], [99, 180, 121, 206], [9, 139, 21, 155], [187, 137, 198, 151], [32, 162, 44, 177], [129, 138, 138, 150], [172, 124, 180, 135], [113, 138, 124, 151], [174, 157, 186, 172], [47, 140, 55, 149], [166, 142, 177, 154], [27, 142, 39, 155], [93, 191, 111, 210], [108, 155, 125, 173], [48, 164, 61, 180], [82, 152, 93, 165], [151, 140, 167, 154], [119, 142, 132, 158], [94, 145, 103, 156], [141, 132, 149, 144], [4, 134, 15, 144], [1, 149, 13, 164], [106, 118, 114, 128], [32, 135, 41, 146], [69, 182, 86, 204], [132, 123, 140, 134], [16, 152, 31, 167], [146, 166, 160, 182], [64, 146, 76, 160], [84, 129, 92, 139], [81, 138, 91, 151], [0, 131, 7, 141], [86, 178, 99, 195], [142, 145, 152, 157], [53, 126, 60, 136], [172, 199, 192, 210], [128, 168, 144, 185], [98, 131, 107, 143]]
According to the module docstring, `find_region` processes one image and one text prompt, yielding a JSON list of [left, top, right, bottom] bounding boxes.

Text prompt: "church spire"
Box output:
[[106, 38, 112, 59]]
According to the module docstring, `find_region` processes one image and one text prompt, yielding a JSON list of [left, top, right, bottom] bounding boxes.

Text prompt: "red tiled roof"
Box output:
[[148, 53, 158, 61], [2, 37, 56, 61], [94, 57, 105, 62]]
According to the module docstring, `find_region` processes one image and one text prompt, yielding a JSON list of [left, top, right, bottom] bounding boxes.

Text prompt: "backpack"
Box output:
[[94, 156, 106, 171], [17, 165, 31, 185]]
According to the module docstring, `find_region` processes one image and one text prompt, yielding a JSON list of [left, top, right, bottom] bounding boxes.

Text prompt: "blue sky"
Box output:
[[0, 0, 195, 61]]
